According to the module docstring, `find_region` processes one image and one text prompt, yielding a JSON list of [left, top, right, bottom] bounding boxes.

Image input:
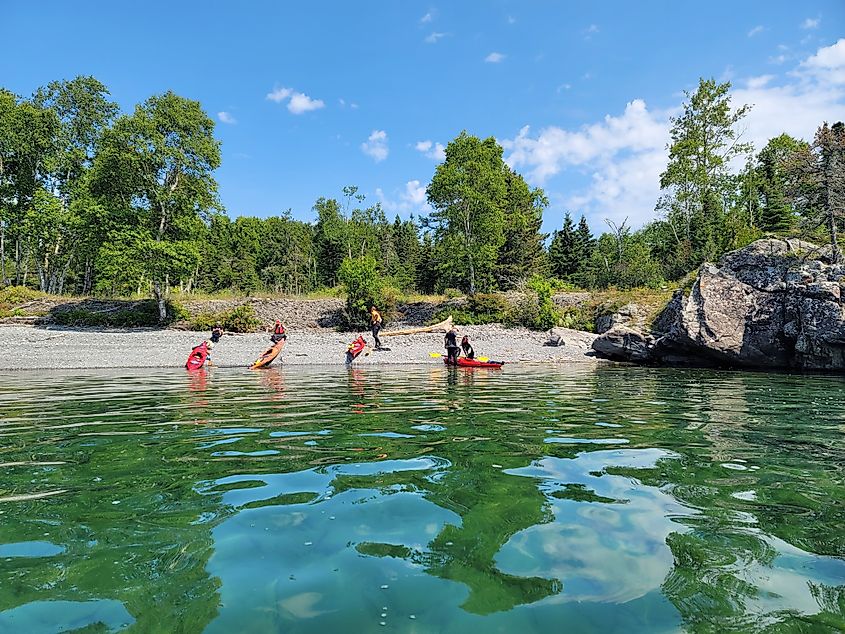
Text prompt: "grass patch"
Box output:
[[0, 286, 49, 305]]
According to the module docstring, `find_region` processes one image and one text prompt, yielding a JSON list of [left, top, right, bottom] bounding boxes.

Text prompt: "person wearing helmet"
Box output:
[[271, 319, 287, 343], [210, 322, 223, 344], [461, 335, 475, 360]]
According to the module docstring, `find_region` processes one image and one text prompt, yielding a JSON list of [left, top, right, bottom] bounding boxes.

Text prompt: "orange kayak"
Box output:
[[250, 339, 286, 369]]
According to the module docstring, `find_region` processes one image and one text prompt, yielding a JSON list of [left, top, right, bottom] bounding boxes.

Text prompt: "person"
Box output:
[[210, 322, 223, 344], [205, 340, 215, 366], [270, 319, 287, 344], [445, 326, 460, 365], [461, 335, 475, 360], [370, 306, 383, 350]]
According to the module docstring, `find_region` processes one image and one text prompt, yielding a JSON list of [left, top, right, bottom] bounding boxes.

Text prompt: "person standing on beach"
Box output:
[[370, 306, 383, 350], [445, 326, 460, 365], [271, 319, 287, 344], [210, 322, 223, 344]]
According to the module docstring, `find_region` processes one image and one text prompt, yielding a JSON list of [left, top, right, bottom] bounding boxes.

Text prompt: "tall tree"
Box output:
[[755, 133, 807, 233], [92, 91, 221, 319], [549, 212, 577, 280], [658, 78, 752, 270], [426, 132, 508, 294], [496, 167, 548, 288], [790, 122, 845, 262]]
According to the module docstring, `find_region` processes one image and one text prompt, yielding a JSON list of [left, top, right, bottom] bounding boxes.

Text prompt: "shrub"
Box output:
[[504, 277, 561, 330], [52, 300, 187, 328], [468, 293, 508, 321], [443, 287, 463, 299], [0, 286, 46, 305], [188, 304, 261, 333], [338, 256, 386, 329]]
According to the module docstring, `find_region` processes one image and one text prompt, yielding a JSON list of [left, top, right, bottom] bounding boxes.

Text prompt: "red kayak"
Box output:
[[345, 336, 368, 364], [186, 341, 209, 370], [444, 357, 504, 369], [251, 339, 286, 369]]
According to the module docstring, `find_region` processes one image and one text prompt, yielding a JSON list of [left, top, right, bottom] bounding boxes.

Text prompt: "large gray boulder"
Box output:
[[592, 326, 655, 363], [661, 239, 844, 369]]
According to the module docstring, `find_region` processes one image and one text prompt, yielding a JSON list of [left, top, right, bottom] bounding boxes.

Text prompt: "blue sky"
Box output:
[[3, 1, 844, 234]]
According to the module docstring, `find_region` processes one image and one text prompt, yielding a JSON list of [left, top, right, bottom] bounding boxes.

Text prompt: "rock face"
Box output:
[[592, 239, 845, 370], [591, 326, 655, 363], [595, 303, 644, 334]]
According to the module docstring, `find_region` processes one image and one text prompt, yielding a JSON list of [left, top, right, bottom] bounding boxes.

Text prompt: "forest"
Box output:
[[1, 76, 843, 323]]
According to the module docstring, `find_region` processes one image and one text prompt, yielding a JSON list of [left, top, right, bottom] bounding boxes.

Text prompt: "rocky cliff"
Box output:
[[592, 239, 845, 370]]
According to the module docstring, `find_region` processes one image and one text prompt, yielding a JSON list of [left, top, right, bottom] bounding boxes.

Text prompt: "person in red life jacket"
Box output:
[[444, 326, 460, 365], [271, 319, 287, 344], [346, 335, 367, 364], [210, 322, 223, 344], [461, 335, 475, 360], [370, 306, 383, 350]]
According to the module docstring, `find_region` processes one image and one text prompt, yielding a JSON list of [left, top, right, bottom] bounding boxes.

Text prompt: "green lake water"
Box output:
[[1, 365, 844, 633]]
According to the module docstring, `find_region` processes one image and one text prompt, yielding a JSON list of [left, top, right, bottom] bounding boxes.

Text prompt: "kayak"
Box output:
[[444, 357, 504, 369], [250, 339, 286, 369], [346, 336, 368, 364], [186, 341, 209, 370]]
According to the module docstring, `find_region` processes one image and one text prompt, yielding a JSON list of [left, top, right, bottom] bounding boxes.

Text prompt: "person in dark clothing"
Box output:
[[210, 322, 223, 344], [461, 335, 475, 359], [271, 319, 287, 344], [445, 327, 460, 365], [370, 306, 383, 350]]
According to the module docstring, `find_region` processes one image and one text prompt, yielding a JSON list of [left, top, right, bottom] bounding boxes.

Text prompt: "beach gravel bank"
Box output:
[[0, 325, 602, 370]]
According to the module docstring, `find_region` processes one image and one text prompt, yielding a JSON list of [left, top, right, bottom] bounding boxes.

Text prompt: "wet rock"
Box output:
[[591, 326, 655, 363]]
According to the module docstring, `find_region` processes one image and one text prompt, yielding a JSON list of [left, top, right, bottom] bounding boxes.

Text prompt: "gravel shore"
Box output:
[[0, 325, 601, 370]]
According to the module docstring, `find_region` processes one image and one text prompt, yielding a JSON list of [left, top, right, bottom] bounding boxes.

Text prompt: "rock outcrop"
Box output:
[[592, 239, 845, 370]]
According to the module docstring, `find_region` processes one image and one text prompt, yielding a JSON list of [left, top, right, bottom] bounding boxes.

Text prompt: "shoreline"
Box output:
[[0, 324, 602, 371]]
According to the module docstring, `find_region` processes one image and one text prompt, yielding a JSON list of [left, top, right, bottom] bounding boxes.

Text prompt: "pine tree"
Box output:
[[548, 212, 577, 279]]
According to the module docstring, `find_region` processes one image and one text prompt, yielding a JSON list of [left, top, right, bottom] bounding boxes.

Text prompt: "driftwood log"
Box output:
[[381, 315, 453, 337]]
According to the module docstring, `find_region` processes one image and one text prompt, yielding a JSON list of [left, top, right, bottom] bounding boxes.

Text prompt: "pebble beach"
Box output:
[[0, 324, 601, 370]]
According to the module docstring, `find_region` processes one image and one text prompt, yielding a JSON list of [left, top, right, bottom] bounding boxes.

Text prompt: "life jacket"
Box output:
[[370, 309, 382, 324], [347, 336, 367, 360], [273, 322, 285, 335]]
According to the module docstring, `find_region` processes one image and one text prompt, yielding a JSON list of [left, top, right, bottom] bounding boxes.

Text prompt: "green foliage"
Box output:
[[584, 221, 664, 289], [0, 286, 47, 304], [188, 303, 261, 333], [527, 276, 558, 330], [52, 299, 187, 327], [426, 132, 509, 293], [338, 255, 385, 328]]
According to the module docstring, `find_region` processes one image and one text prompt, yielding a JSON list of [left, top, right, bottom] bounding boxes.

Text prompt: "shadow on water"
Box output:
[[0, 364, 843, 632]]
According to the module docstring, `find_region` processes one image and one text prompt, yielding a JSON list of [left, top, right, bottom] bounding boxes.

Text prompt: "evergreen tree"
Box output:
[[496, 167, 548, 288], [755, 134, 807, 233], [548, 212, 577, 280]]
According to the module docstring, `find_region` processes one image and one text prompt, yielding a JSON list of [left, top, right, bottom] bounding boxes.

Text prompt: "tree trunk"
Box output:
[[0, 223, 6, 286], [153, 279, 167, 321], [82, 258, 93, 295]]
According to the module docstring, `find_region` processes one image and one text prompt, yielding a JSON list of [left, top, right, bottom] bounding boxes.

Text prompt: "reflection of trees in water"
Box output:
[[3, 366, 844, 630]]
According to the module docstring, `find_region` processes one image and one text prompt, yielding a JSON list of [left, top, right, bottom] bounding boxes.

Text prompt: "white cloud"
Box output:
[[485, 52, 506, 63], [266, 87, 292, 103], [799, 38, 845, 83], [376, 180, 431, 215], [403, 180, 427, 206], [361, 130, 389, 162], [266, 86, 325, 114], [585, 24, 599, 34], [424, 31, 447, 44], [507, 15, 516, 24], [217, 111, 236, 125], [287, 92, 325, 114], [420, 11, 433, 23], [748, 25, 764, 37], [414, 140, 446, 160], [501, 40, 845, 230], [801, 17, 820, 30]]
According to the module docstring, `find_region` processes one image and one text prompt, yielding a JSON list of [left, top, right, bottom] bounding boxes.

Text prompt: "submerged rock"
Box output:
[[592, 239, 845, 370]]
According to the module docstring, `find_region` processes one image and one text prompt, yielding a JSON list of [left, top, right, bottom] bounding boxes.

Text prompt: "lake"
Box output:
[[1, 365, 843, 633]]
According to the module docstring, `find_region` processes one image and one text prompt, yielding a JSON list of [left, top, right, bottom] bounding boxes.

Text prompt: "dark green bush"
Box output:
[[188, 304, 261, 333], [339, 256, 389, 329], [52, 300, 187, 328]]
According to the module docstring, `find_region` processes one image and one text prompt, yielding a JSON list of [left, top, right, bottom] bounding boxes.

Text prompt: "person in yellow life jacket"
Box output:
[[271, 319, 287, 344], [370, 306, 383, 350]]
